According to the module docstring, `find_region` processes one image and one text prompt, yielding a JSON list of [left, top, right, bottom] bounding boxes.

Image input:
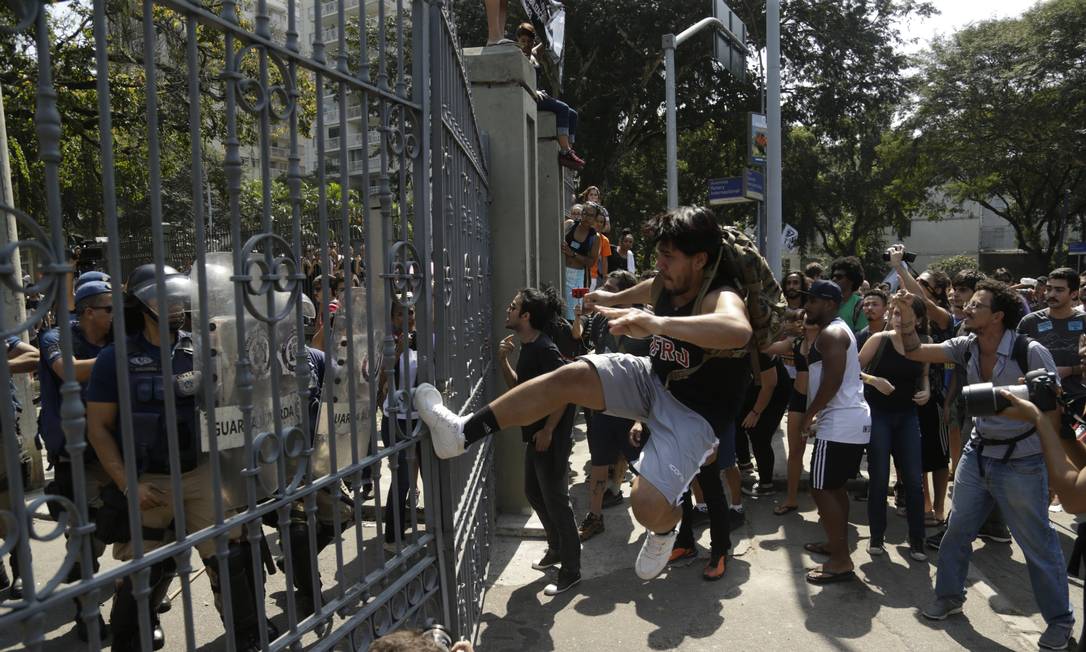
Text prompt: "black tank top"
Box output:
[[650, 288, 747, 431], [864, 335, 924, 411]]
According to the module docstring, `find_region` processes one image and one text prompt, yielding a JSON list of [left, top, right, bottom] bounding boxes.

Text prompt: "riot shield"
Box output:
[[312, 289, 373, 478], [192, 252, 306, 509]]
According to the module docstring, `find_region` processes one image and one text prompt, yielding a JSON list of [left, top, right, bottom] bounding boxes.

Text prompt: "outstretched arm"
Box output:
[[584, 277, 654, 311], [889, 244, 952, 330], [598, 288, 751, 351], [890, 291, 953, 364]]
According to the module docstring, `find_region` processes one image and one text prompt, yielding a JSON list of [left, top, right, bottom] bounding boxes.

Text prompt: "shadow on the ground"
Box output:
[[477, 556, 751, 651]]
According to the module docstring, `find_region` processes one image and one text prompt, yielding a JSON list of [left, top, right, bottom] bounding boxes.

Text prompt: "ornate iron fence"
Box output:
[[0, 0, 492, 649]]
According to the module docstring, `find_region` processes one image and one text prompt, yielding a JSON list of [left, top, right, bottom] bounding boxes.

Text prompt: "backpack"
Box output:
[[649, 225, 786, 385]]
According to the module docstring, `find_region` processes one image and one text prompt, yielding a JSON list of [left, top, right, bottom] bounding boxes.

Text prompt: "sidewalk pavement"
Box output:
[[479, 415, 1084, 651]]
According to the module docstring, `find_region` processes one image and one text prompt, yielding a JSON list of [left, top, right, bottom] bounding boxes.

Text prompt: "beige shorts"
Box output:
[[114, 463, 243, 560]]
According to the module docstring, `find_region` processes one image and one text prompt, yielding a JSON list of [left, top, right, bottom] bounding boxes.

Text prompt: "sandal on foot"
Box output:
[[804, 542, 831, 556], [805, 568, 856, 585], [774, 504, 798, 516]]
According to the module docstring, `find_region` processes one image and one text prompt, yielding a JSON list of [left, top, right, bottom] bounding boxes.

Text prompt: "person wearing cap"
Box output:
[[37, 279, 115, 641], [85, 264, 272, 652], [798, 279, 871, 584]]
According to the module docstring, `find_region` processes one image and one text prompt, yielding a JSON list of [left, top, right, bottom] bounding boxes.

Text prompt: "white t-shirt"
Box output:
[[807, 318, 871, 444]]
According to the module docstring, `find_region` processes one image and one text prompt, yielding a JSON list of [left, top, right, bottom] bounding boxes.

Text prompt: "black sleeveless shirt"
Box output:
[[650, 288, 748, 431]]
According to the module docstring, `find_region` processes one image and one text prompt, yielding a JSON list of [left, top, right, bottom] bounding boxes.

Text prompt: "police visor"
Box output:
[[131, 274, 193, 316]]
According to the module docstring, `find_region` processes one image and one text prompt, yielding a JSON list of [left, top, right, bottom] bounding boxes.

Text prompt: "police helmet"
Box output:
[[125, 263, 178, 293], [300, 292, 317, 326], [126, 265, 192, 330], [75, 271, 111, 290], [74, 280, 112, 306]]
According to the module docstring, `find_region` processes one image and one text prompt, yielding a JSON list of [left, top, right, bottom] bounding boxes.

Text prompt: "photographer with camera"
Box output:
[[891, 281, 1075, 650]]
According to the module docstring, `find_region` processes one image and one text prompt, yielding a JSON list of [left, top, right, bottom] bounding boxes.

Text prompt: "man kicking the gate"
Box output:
[[415, 206, 754, 580]]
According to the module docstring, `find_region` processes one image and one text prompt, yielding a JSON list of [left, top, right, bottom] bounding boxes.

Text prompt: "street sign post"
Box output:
[[708, 170, 764, 205], [712, 0, 747, 81], [664, 1, 748, 209], [1069, 242, 1086, 255], [744, 168, 764, 201], [749, 112, 767, 166], [709, 177, 745, 205]]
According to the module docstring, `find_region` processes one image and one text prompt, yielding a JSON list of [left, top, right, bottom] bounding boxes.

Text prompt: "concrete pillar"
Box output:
[[464, 46, 539, 514], [0, 83, 40, 488], [536, 112, 564, 292]]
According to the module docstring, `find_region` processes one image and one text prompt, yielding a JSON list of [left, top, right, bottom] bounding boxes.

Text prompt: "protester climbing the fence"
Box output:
[[414, 206, 769, 583]]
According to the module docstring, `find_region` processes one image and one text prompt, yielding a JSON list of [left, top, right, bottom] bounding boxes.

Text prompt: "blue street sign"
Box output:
[[1070, 242, 1086, 255], [744, 168, 765, 201], [708, 177, 746, 205]]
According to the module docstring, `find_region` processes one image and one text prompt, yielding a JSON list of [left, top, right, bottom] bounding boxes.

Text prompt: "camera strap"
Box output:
[[974, 427, 1036, 476]]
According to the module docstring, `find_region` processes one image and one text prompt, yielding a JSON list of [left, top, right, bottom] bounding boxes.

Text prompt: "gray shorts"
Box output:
[[582, 353, 718, 506]]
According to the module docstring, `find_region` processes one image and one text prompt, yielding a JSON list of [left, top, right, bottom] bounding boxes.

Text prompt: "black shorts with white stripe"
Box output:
[[809, 438, 865, 491]]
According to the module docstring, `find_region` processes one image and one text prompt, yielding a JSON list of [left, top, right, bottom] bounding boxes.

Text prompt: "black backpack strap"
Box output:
[[975, 426, 1036, 476], [962, 333, 1031, 375], [1012, 333, 1032, 379]]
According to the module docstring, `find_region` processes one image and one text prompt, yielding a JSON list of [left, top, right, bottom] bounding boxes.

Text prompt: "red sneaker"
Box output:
[[559, 149, 585, 170]]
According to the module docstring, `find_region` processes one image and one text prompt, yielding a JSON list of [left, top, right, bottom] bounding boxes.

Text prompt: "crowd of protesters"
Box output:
[[413, 194, 1086, 650]]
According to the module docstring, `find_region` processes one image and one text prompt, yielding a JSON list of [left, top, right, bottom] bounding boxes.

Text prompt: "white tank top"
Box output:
[[807, 318, 871, 444]]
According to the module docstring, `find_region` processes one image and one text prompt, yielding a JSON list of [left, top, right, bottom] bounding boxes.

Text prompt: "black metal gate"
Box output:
[[0, 0, 493, 648]]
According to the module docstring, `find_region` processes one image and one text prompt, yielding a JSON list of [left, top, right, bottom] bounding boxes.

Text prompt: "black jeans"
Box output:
[[524, 436, 580, 576], [738, 393, 789, 484], [677, 463, 731, 555]]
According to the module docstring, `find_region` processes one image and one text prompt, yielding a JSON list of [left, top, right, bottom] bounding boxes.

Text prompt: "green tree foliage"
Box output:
[[453, 0, 932, 261], [1, 0, 316, 242], [928, 254, 978, 279], [894, 0, 1086, 267]]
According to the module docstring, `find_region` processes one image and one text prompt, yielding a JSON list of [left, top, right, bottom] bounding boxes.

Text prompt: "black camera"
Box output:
[[883, 250, 917, 263], [961, 369, 1059, 417]]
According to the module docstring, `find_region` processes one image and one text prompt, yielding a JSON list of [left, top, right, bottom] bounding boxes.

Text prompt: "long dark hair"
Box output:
[[519, 285, 566, 342]]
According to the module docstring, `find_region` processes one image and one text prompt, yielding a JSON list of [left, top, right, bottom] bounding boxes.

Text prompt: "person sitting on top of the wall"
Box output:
[[515, 22, 585, 171]]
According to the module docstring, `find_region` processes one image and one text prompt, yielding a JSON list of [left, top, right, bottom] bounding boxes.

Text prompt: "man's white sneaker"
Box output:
[[413, 383, 466, 459], [635, 529, 678, 580]]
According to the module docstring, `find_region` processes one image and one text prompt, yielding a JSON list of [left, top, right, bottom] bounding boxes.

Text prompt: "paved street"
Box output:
[[478, 418, 1084, 651]]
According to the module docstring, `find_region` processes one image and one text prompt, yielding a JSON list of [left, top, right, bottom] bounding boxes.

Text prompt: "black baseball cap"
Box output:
[[801, 280, 843, 303]]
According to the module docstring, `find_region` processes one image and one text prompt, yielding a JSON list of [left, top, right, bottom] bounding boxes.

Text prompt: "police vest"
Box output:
[[123, 333, 199, 474]]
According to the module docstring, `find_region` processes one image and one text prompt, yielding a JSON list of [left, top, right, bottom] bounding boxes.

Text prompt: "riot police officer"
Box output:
[[279, 292, 353, 619], [0, 334, 39, 599], [38, 278, 114, 641], [85, 264, 270, 651]]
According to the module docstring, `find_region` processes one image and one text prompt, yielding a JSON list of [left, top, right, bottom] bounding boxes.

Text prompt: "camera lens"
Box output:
[[962, 382, 1031, 417]]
